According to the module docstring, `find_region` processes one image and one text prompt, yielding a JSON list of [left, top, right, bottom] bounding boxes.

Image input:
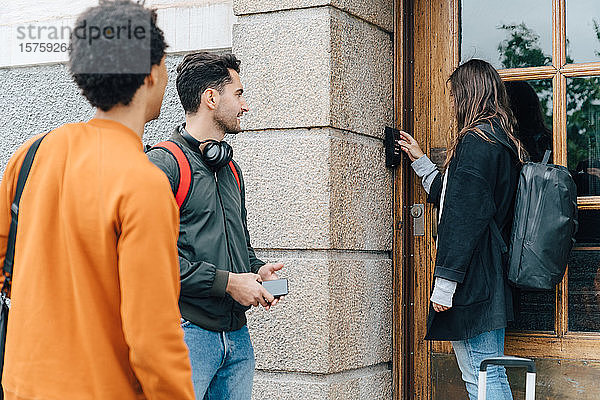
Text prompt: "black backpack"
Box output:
[[482, 125, 578, 290]]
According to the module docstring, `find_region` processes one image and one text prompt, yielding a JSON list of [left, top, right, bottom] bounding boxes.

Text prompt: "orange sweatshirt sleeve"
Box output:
[[116, 167, 194, 400]]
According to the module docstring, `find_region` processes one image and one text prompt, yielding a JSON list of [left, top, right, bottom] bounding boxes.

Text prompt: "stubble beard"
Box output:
[[215, 109, 241, 135]]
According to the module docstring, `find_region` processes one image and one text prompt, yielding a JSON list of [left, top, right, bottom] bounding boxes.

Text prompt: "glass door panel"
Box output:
[[505, 79, 553, 162], [509, 290, 555, 332], [568, 209, 600, 332], [460, 0, 552, 68], [567, 76, 600, 196], [566, 1, 600, 64], [506, 78, 555, 332]]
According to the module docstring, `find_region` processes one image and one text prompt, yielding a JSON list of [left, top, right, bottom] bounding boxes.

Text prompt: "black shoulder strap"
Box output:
[[3, 135, 47, 285], [541, 150, 551, 165]]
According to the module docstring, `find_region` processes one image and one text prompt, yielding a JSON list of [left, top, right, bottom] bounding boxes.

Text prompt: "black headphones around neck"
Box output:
[[179, 125, 233, 170]]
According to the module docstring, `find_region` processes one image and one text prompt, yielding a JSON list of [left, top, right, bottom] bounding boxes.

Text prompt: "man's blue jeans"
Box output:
[[182, 320, 255, 400], [451, 328, 513, 400]]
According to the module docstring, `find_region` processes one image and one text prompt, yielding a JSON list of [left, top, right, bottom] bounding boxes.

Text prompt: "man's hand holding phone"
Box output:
[[257, 263, 285, 310], [226, 263, 286, 311], [226, 273, 274, 309]]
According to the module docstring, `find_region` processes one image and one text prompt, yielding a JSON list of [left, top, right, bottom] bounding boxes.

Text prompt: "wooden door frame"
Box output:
[[392, 0, 409, 398], [393, 1, 600, 399]]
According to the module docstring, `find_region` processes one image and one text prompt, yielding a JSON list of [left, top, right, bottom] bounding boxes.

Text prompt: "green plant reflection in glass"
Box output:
[[497, 22, 600, 176]]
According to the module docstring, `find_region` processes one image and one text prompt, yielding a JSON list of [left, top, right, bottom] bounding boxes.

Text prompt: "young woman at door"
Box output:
[[398, 59, 525, 400]]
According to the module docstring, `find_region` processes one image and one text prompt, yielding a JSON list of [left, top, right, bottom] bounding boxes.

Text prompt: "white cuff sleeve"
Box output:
[[430, 277, 457, 308], [410, 155, 439, 194]]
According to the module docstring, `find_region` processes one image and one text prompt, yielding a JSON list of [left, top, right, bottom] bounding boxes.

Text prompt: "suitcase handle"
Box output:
[[478, 357, 536, 400], [479, 356, 536, 373]]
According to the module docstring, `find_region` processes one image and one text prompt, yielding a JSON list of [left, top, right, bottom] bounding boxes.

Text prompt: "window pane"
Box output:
[[505, 79, 553, 163], [505, 78, 555, 332], [566, 1, 600, 64], [568, 210, 600, 332], [460, 0, 552, 69], [508, 289, 555, 332], [567, 76, 600, 196]]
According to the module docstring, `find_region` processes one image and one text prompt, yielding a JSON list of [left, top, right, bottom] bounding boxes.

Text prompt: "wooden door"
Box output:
[[395, 0, 600, 398], [410, 0, 459, 398]]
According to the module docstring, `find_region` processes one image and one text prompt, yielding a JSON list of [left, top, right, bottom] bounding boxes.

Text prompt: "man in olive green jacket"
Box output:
[[147, 52, 283, 400]]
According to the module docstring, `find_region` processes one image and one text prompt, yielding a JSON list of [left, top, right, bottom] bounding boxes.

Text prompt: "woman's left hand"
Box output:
[[432, 302, 451, 312]]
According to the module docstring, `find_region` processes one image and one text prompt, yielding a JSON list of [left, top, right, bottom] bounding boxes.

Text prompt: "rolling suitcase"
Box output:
[[478, 356, 536, 400]]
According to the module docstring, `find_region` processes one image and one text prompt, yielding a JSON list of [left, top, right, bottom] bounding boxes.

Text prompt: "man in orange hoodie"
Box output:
[[0, 1, 194, 399]]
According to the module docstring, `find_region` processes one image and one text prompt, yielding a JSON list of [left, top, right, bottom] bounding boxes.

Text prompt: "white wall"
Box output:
[[0, 0, 236, 68]]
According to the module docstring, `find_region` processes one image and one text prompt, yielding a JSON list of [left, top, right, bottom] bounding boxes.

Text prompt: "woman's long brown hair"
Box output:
[[444, 59, 526, 167]]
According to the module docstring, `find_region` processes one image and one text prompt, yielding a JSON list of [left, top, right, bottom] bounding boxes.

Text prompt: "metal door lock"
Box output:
[[410, 204, 425, 236], [410, 205, 423, 218]]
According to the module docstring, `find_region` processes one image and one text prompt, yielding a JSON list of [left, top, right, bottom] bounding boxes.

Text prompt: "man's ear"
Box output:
[[145, 64, 159, 87], [202, 88, 219, 110]]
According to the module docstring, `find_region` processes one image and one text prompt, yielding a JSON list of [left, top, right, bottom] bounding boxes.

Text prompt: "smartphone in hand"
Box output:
[[261, 279, 288, 298]]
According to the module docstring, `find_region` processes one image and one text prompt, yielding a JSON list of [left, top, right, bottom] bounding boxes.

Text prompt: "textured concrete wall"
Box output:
[[232, 0, 394, 398], [0, 55, 189, 173], [1, 0, 236, 68], [231, 7, 392, 138], [233, 0, 393, 32]]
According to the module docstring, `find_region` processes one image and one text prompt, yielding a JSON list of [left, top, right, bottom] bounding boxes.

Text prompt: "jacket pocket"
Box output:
[[232, 301, 251, 313], [452, 251, 491, 307]]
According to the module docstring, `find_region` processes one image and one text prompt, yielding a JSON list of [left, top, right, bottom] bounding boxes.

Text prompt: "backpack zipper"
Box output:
[[524, 167, 552, 244]]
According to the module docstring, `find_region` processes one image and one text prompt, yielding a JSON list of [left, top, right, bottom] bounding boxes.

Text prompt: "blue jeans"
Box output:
[[181, 320, 255, 400], [451, 328, 513, 400]]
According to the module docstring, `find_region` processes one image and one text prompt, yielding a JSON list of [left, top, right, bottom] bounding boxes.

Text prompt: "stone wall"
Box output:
[[231, 1, 395, 398]]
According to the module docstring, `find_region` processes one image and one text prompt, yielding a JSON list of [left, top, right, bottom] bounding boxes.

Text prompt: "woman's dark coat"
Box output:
[[424, 123, 521, 341]]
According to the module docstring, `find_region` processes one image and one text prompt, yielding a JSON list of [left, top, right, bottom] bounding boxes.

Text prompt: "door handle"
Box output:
[[410, 204, 425, 236]]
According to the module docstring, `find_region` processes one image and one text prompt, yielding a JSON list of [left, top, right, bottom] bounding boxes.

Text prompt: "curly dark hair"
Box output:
[[69, 0, 167, 111], [176, 52, 241, 114]]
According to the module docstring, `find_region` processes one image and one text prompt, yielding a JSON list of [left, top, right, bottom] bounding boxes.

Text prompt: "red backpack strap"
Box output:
[[152, 141, 192, 208], [228, 161, 241, 192]]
